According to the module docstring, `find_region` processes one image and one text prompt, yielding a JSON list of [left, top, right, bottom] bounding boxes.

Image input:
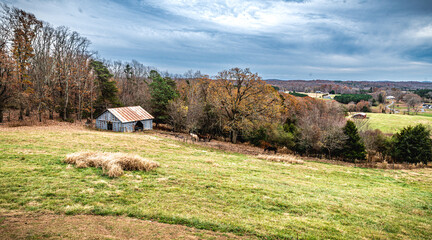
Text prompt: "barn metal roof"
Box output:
[[107, 106, 154, 123]]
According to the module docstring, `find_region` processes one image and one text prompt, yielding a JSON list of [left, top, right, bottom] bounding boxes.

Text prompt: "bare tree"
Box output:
[[403, 93, 422, 114], [30, 24, 55, 121]]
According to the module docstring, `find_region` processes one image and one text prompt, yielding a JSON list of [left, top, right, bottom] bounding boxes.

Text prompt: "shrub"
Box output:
[[342, 120, 366, 161], [268, 125, 296, 149], [360, 129, 391, 161], [65, 152, 160, 177], [392, 124, 432, 164], [245, 126, 268, 147]]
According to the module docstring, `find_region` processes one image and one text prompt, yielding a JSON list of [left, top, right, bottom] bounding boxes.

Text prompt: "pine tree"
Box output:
[[149, 70, 178, 125], [90, 60, 121, 117], [392, 124, 432, 164], [342, 120, 366, 161]]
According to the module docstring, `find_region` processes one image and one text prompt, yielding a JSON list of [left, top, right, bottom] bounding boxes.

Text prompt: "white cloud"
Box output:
[[4, 0, 432, 80]]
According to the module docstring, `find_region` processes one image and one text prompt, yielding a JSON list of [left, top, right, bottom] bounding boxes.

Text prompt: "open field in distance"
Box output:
[[363, 113, 432, 134]]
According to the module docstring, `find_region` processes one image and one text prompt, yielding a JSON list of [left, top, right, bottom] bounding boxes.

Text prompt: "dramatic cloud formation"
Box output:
[[4, 0, 432, 80]]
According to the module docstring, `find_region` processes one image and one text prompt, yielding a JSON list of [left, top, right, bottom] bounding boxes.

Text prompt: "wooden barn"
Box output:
[[95, 106, 154, 132]]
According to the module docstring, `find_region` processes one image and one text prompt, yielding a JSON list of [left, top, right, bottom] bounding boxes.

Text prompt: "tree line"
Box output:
[[1, 5, 431, 165], [0, 4, 98, 122]]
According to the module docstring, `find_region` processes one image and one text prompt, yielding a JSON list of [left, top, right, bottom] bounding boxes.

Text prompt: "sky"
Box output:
[[3, 0, 432, 81]]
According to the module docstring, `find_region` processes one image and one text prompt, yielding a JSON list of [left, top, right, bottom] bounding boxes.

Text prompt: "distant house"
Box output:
[[351, 113, 367, 119], [386, 96, 395, 100], [423, 104, 432, 109], [95, 106, 154, 132]]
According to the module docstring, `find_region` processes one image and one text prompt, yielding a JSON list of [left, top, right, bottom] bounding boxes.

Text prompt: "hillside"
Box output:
[[0, 125, 431, 239]]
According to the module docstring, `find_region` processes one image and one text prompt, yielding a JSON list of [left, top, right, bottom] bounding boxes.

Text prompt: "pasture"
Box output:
[[364, 113, 432, 134], [0, 125, 431, 239]]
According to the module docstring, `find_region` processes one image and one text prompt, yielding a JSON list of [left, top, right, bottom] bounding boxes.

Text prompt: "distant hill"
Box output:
[[265, 79, 432, 93]]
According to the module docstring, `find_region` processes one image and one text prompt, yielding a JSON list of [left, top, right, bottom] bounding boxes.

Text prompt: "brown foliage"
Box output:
[[209, 68, 281, 143]]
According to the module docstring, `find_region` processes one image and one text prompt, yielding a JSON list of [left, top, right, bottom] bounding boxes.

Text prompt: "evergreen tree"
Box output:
[[392, 124, 432, 164], [342, 120, 366, 161], [90, 60, 121, 116], [378, 93, 384, 104], [149, 70, 178, 125]]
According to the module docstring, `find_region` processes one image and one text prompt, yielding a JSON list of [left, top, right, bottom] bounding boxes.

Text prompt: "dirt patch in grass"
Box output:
[[0, 210, 251, 240]]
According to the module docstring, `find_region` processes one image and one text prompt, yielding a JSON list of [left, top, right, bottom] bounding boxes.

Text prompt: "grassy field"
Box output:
[[420, 112, 432, 118], [364, 113, 432, 134], [1, 126, 432, 239]]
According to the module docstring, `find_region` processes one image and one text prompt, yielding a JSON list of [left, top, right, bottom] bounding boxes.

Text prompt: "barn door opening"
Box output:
[[107, 121, 113, 130], [135, 121, 143, 131]]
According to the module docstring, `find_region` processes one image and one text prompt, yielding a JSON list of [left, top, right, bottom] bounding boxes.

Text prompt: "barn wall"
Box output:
[[96, 111, 121, 131], [141, 120, 153, 130], [121, 122, 135, 132]]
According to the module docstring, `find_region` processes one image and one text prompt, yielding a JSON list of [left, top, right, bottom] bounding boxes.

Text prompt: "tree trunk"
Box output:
[[63, 80, 69, 120], [19, 106, 24, 121], [231, 130, 238, 144], [25, 107, 30, 117], [0, 108, 3, 123], [37, 103, 42, 122], [49, 109, 53, 120]]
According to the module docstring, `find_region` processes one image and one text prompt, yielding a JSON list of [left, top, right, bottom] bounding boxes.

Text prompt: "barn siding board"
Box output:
[[142, 120, 152, 130]]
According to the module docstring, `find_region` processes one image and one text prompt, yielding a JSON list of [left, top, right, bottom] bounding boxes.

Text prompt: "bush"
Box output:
[[360, 129, 391, 161], [268, 125, 296, 149], [342, 120, 366, 161], [392, 124, 432, 164], [245, 126, 268, 146]]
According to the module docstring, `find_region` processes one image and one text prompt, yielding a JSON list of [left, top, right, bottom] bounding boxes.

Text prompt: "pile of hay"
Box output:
[[65, 152, 159, 177], [257, 154, 304, 164]]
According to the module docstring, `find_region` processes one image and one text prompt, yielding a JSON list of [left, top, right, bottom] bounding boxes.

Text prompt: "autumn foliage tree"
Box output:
[[209, 68, 280, 143], [0, 37, 13, 123], [2, 5, 42, 120]]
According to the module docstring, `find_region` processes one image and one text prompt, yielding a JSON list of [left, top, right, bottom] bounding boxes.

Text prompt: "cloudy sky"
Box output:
[[4, 0, 432, 80]]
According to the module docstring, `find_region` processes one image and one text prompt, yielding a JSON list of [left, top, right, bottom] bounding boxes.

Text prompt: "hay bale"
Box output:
[[65, 152, 159, 177], [257, 154, 304, 164]]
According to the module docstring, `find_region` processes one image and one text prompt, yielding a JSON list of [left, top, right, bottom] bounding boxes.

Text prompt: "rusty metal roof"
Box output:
[[107, 106, 154, 123]]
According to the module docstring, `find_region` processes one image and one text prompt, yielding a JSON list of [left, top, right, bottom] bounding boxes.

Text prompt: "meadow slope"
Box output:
[[0, 125, 431, 239], [359, 113, 432, 134]]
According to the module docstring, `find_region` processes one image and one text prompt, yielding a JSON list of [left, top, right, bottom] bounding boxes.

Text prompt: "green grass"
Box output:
[[420, 112, 432, 118], [365, 113, 432, 134], [1, 126, 432, 239]]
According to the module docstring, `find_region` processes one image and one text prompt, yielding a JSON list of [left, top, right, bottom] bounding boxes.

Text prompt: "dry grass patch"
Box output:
[[65, 151, 159, 177], [257, 154, 304, 164]]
